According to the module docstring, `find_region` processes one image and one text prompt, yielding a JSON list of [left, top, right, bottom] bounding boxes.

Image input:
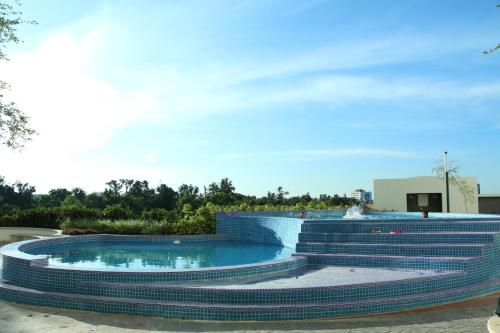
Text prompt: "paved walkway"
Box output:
[[0, 293, 496, 333]]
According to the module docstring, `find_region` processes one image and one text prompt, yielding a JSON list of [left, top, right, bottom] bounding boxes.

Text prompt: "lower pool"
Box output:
[[24, 240, 294, 270]]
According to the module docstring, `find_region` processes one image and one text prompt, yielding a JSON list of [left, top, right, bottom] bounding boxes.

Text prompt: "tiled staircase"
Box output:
[[295, 219, 500, 269]]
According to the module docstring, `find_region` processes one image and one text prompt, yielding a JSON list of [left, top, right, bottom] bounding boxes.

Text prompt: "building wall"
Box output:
[[479, 196, 500, 214], [373, 176, 478, 213]]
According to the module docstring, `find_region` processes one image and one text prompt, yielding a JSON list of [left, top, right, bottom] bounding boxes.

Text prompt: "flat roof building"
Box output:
[[373, 176, 479, 213], [350, 189, 373, 203]]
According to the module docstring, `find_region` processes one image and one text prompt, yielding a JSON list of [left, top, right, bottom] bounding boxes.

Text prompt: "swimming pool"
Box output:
[[2, 211, 500, 320], [24, 240, 294, 270]]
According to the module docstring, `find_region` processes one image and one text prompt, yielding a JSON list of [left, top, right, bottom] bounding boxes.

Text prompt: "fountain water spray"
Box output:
[[343, 205, 365, 219]]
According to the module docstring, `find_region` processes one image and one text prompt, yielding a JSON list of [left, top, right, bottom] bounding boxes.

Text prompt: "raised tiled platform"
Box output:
[[1, 211, 500, 320]]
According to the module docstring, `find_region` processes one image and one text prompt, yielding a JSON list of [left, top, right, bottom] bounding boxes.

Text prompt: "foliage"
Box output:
[[0, 1, 36, 149], [15, 207, 60, 228], [62, 219, 168, 235], [0, 175, 359, 233], [177, 184, 203, 210], [0, 175, 35, 211], [59, 205, 101, 221], [205, 178, 236, 205], [141, 208, 174, 221], [432, 160, 477, 212], [102, 204, 132, 220]]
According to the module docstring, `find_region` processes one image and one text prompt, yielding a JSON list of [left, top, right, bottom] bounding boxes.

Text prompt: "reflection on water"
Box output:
[[26, 241, 294, 270]]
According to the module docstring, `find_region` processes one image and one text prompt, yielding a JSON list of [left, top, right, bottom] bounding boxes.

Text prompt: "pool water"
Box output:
[[26, 240, 294, 270]]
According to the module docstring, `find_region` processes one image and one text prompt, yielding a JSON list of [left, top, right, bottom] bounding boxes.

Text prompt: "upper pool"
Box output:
[[24, 240, 294, 270]]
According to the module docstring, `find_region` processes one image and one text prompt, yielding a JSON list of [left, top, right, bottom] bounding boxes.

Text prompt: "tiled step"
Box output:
[[298, 232, 496, 244], [301, 222, 500, 233], [296, 242, 486, 257], [1, 276, 500, 320], [295, 253, 478, 270], [75, 269, 466, 304]]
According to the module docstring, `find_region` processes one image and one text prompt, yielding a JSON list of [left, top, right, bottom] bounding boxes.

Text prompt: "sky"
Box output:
[[1, 0, 500, 196]]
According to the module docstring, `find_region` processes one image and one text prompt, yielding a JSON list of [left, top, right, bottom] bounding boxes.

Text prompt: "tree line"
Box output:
[[1, 176, 358, 214], [0, 176, 358, 232]]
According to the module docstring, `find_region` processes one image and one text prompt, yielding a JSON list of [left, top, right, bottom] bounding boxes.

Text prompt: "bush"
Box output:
[[59, 206, 101, 221], [141, 208, 173, 222], [0, 203, 20, 216], [171, 203, 216, 235], [15, 207, 60, 229], [0, 214, 18, 227], [102, 205, 133, 220], [61, 218, 170, 235], [142, 220, 170, 235]]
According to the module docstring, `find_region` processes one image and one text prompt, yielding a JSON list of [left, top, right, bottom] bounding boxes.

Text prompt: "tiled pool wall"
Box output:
[[1, 235, 306, 294], [2, 213, 500, 320], [216, 213, 303, 248]]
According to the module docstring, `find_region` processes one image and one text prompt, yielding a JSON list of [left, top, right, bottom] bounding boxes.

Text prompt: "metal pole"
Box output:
[[444, 151, 450, 213]]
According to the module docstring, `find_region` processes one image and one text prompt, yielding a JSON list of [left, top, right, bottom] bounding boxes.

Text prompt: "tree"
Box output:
[[154, 184, 178, 210], [177, 184, 202, 210], [119, 179, 134, 194], [432, 160, 477, 212], [275, 186, 289, 204], [205, 178, 236, 205], [104, 180, 122, 204], [0, 1, 36, 149], [46, 188, 71, 207], [71, 187, 86, 203]]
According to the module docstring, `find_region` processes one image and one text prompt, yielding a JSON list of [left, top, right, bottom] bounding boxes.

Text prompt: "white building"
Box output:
[[350, 189, 373, 203], [373, 176, 479, 213]]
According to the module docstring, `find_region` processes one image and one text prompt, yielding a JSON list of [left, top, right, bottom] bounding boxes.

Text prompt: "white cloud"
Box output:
[[0, 6, 498, 193], [0, 26, 162, 154], [2, 18, 495, 155], [0, 23, 186, 193]]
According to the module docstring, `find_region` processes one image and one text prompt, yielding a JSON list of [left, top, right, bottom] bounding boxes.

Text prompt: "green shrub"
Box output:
[[60, 206, 101, 221], [171, 203, 216, 235], [102, 205, 133, 220], [142, 220, 170, 235], [61, 218, 170, 235], [16, 207, 60, 229], [141, 208, 173, 222], [0, 214, 18, 227], [0, 203, 20, 216]]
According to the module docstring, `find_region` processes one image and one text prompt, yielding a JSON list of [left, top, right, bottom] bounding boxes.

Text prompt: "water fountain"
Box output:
[[343, 205, 365, 219]]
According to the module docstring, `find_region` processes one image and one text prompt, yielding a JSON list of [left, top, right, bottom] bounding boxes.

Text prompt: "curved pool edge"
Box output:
[[0, 234, 306, 286]]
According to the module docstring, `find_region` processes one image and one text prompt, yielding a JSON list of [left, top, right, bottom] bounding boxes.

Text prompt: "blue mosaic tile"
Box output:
[[1, 210, 500, 320]]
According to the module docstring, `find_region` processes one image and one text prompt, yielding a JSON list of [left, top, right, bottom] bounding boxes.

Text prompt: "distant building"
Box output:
[[350, 189, 373, 203], [373, 176, 479, 213]]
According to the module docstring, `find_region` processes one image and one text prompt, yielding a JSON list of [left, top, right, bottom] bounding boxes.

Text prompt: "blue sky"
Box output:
[[1, 0, 500, 196]]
